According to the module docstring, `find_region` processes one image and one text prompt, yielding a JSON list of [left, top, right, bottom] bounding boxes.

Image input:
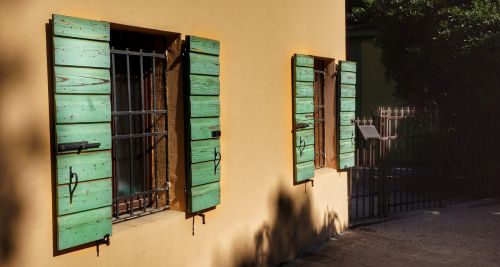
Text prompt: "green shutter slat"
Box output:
[[53, 14, 112, 251], [339, 71, 356, 85], [56, 95, 111, 123], [191, 139, 220, 164], [57, 178, 112, 216], [190, 118, 220, 141], [340, 61, 357, 72], [56, 123, 111, 151], [53, 14, 110, 41], [340, 98, 356, 112], [295, 54, 314, 67], [295, 66, 314, 82], [296, 129, 315, 147], [295, 82, 314, 97], [54, 37, 110, 68], [189, 182, 221, 213], [340, 125, 355, 140], [339, 112, 355, 126], [189, 36, 220, 55], [56, 151, 111, 184], [55, 66, 110, 94], [340, 84, 356, 98], [295, 98, 314, 114], [190, 96, 220, 117], [191, 161, 221, 187], [295, 145, 314, 163], [189, 75, 220, 95], [339, 139, 355, 154], [339, 153, 355, 169], [189, 52, 220, 75], [295, 113, 314, 130], [295, 161, 314, 182], [187, 36, 221, 213], [57, 206, 111, 250]]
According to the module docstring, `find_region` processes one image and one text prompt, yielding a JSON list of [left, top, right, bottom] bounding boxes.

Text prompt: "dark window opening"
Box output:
[[314, 59, 326, 168], [110, 29, 169, 222]]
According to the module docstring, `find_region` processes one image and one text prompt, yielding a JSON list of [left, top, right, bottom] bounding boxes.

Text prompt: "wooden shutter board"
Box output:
[[53, 14, 110, 41], [190, 161, 221, 187], [55, 66, 111, 94], [188, 36, 220, 55], [186, 36, 222, 213], [189, 182, 221, 213], [56, 151, 112, 184], [189, 96, 220, 117], [295, 145, 315, 163], [57, 206, 112, 250], [292, 54, 315, 183], [53, 37, 110, 68], [190, 139, 221, 164], [336, 61, 357, 170], [55, 94, 111, 124], [56, 123, 111, 151], [52, 14, 112, 251], [57, 178, 112, 216], [189, 74, 220, 95]]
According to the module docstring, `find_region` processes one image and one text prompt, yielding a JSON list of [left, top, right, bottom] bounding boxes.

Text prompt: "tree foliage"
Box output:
[[348, 0, 500, 114]]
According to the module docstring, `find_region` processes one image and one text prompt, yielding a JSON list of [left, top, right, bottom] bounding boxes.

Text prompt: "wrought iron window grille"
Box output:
[[110, 46, 169, 223]]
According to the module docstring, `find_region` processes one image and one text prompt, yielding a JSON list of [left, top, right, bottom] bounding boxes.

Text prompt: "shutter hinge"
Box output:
[[96, 234, 110, 257]]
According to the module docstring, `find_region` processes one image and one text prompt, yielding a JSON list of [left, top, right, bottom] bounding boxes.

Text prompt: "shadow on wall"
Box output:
[[0, 150, 21, 265], [0, 7, 25, 267], [213, 183, 341, 267]]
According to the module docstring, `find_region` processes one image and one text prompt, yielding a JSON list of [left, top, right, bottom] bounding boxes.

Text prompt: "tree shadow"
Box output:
[[0, 2, 29, 264], [213, 182, 342, 267]]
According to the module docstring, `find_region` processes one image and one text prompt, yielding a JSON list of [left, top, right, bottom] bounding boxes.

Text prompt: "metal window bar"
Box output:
[[314, 60, 326, 168], [110, 47, 169, 223]]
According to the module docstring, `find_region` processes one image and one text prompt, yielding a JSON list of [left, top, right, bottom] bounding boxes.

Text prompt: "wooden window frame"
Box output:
[[313, 57, 337, 169], [108, 24, 184, 221]]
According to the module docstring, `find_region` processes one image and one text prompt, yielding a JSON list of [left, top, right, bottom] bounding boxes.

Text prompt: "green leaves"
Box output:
[[347, 0, 500, 111]]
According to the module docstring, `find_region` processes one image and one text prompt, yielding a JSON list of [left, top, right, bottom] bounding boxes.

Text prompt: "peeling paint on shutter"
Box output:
[[52, 14, 112, 250], [293, 54, 315, 183], [186, 36, 222, 213], [336, 61, 357, 169]]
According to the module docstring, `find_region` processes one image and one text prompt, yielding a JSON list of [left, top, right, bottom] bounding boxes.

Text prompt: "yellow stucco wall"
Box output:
[[0, 0, 347, 266]]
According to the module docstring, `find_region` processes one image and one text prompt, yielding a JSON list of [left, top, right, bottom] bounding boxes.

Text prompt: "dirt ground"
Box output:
[[284, 199, 500, 267]]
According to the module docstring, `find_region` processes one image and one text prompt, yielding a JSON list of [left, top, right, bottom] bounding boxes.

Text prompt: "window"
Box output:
[[110, 30, 169, 222], [51, 12, 220, 252], [314, 59, 326, 168], [293, 54, 336, 183]]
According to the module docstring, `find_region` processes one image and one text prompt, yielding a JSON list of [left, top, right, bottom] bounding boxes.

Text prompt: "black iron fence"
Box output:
[[348, 107, 486, 223]]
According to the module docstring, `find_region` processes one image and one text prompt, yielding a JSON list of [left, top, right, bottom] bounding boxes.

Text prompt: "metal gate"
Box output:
[[348, 107, 475, 223]]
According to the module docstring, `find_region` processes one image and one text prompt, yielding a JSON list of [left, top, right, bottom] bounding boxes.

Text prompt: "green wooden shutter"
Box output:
[[186, 36, 221, 213], [293, 54, 315, 182], [52, 14, 112, 250], [336, 61, 357, 169]]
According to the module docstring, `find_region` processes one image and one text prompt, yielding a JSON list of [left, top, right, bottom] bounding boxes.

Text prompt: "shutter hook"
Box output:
[[69, 166, 79, 204], [299, 137, 306, 157], [214, 148, 221, 175]]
